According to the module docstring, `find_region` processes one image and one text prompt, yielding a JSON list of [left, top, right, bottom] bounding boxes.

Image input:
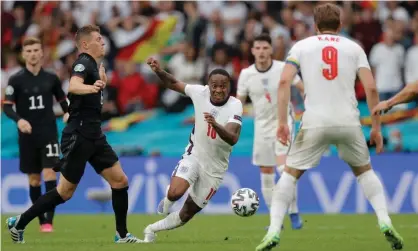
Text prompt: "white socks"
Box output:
[[163, 197, 174, 213], [148, 211, 184, 233], [268, 172, 296, 235], [277, 165, 299, 214], [261, 173, 276, 209], [357, 170, 392, 226]]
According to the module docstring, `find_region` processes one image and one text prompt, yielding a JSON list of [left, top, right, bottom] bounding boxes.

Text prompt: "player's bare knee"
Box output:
[[42, 168, 57, 181], [350, 163, 372, 177], [101, 162, 129, 188], [260, 166, 275, 174], [28, 174, 42, 186], [109, 173, 129, 189], [57, 175, 77, 201], [167, 187, 184, 202]]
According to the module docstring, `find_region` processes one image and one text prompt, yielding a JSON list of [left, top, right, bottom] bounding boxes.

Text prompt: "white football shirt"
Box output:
[[286, 35, 370, 128], [183, 84, 243, 178], [237, 60, 300, 138]]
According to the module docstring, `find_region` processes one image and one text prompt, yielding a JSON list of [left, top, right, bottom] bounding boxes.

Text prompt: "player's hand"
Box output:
[[99, 62, 107, 85], [63, 112, 70, 123], [93, 80, 105, 91], [369, 129, 384, 154], [372, 100, 392, 115], [17, 119, 32, 134], [147, 57, 161, 72], [277, 123, 290, 146], [203, 112, 216, 126]]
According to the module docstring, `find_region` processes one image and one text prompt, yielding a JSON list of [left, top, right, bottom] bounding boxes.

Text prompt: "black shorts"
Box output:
[[19, 136, 60, 174], [60, 132, 119, 184]]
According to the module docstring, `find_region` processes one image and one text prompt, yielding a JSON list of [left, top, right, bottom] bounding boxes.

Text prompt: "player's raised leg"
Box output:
[[40, 168, 57, 232], [157, 157, 198, 215], [144, 170, 219, 243], [27, 173, 48, 228], [145, 195, 200, 243], [41, 139, 60, 232], [6, 173, 73, 244]]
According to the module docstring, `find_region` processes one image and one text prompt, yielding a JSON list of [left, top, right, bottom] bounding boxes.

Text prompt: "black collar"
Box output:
[[24, 67, 43, 76], [79, 52, 98, 67]]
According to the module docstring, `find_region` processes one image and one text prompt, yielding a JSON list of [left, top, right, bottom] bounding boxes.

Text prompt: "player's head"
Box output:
[[251, 33, 273, 64], [208, 69, 231, 104], [22, 37, 43, 67], [313, 3, 342, 34], [75, 25, 105, 59]]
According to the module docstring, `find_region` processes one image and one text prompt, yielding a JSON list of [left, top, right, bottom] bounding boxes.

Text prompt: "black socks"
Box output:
[[112, 187, 129, 238]]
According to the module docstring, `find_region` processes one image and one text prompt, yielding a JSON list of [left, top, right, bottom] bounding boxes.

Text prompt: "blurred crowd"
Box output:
[[2, 1, 418, 120]]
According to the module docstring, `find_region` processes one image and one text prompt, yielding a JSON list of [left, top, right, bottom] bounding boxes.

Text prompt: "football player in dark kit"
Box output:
[[3, 37, 68, 233], [7, 25, 142, 244]]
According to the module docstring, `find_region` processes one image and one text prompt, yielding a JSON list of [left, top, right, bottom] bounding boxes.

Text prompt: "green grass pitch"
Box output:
[[2, 214, 417, 251]]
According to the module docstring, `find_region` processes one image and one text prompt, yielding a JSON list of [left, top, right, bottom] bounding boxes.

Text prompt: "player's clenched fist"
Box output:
[[147, 57, 161, 72], [277, 123, 290, 146], [203, 112, 216, 126], [92, 80, 105, 92], [17, 119, 32, 134]]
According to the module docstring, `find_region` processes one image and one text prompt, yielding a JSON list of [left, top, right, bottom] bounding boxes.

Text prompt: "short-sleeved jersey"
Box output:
[[183, 84, 243, 178], [4, 68, 66, 140], [286, 35, 370, 128], [237, 60, 300, 138], [63, 53, 103, 139]]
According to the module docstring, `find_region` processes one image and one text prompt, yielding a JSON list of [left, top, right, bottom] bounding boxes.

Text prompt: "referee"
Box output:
[[3, 37, 68, 233], [6, 25, 142, 244]]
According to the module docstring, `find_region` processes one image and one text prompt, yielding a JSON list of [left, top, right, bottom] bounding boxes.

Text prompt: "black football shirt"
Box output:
[[4, 68, 66, 142], [63, 53, 104, 139]]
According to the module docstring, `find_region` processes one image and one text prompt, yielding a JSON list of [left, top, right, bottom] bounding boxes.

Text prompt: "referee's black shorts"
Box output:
[[19, 136, 60, 174], [60, 132, 119, 184]]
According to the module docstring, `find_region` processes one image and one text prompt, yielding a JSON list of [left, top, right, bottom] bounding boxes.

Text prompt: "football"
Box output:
[[230, 188, 260, 217]]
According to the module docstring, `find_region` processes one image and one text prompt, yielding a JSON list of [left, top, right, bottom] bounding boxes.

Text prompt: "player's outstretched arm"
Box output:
[[372, 81, 418, 115], [147, 57, 186, 95], [387, 81, 418, 107], [358, 67, 381, 130]]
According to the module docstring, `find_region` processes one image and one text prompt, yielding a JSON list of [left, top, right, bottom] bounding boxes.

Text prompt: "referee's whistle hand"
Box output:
[[17, 119, 32, 134]]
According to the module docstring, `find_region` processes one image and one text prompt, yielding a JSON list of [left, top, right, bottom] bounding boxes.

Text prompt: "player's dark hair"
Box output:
[[314, 3, 341, 32], [75, 25, 101, 46], [22, 37, 42, 47], [253, 33, 272, 46], [208, 68, 231, 81]]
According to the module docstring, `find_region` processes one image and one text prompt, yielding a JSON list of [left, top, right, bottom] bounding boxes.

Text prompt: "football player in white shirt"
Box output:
[[237, 34, 304, 230], [142, 58, 243, 243], [257, 3, 404, 251]]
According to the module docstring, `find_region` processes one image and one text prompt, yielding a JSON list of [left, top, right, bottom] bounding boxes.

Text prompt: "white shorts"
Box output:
[[172, 155, 223, 208], [252, 119, 295, 167], [286, 126, 370, 170]]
